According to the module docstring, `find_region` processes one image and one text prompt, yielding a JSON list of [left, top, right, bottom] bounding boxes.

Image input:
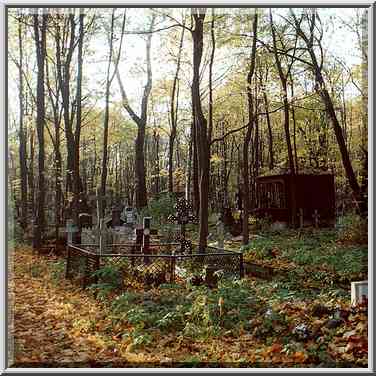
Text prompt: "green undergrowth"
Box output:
[[241, 223, 367, 285], [104, 279, 263, 348]]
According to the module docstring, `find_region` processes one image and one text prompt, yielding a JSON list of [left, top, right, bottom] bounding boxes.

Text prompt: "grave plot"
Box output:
[[65, 199, 244, 289], [66, 244, 243, 287]]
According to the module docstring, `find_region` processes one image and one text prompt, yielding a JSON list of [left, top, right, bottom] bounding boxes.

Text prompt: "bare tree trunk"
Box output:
[[153, 129, 160, 195], [45, 46, 63, 242], [100, 10, 115, 217], [251, 96, 260, 208], [33, 11, 47, 249], [208, 8, 215, 149], [263, 90, 274, 170], [168, 26, 185, 193], [99, 10, 126, 216], [270, 11, 297, 226], [192, 110, 200, 216], [116, 14, 155, 209], [289, 73, 299, 173], [359, 10, 368, 215], [73, 11, 84, 221], [191, 9, 210, 251], [242, 11, 258, 246], [28, 129, 35, 220], [186, 127, 193, 202], [17, 16, 28, 231]]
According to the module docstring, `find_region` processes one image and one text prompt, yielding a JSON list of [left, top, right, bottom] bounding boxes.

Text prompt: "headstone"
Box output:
[[124, 207, 135, 226], [351, 280, 368, 306]]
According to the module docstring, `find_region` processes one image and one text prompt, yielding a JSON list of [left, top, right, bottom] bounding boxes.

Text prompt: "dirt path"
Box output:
[[10, 248, 160, 367]]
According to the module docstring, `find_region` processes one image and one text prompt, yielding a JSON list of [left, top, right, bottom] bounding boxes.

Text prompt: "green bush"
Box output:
[[337, 214, 367, 244], [89, 265, 123, 299], [137, 193, 177, 226]]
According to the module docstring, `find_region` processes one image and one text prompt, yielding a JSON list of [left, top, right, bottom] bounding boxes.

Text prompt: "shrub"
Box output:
[[137, 192, 177, 226], [89, 265, 123, 299], [337, 214, 367, 244]]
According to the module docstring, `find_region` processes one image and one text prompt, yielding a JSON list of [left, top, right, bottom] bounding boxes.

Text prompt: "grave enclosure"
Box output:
[[65, 198, 244, 288]]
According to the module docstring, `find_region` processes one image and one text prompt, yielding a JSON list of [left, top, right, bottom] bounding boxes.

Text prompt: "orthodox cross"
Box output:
[[168, 198, 196, 254]]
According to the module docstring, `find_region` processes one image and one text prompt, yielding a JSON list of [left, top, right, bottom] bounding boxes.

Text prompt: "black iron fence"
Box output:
[[65, 243, 244, 288]]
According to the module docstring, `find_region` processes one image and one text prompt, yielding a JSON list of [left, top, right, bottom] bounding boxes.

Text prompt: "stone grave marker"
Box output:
[[351, 280, 368, 306]]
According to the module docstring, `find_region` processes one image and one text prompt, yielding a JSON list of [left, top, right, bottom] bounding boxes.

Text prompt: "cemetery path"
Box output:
[[9, 247, 160, 367]]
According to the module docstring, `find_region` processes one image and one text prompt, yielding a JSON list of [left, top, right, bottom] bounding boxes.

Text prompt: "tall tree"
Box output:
[[291, 9, 365, 215], [45, 44, 63, 242], [191, 8, 210, 251], [242, 11, 258, 245], [32, 10, 47, 249], [168, 25, 185, 193], [270, 10, 297, 226], [100, 9, 126, 217], [260, 63, 274, 170], [117, 13, 156, 209], [73, 10, 85, 219], [17, 14, 28, 231], [54, 13, 76, 197]]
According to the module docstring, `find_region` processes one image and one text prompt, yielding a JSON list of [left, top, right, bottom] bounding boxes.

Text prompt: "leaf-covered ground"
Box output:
[[9, 242, 368, 368]]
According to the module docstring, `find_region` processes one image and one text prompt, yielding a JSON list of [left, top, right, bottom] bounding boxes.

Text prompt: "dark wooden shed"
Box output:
[[254, 173, 335, 227]]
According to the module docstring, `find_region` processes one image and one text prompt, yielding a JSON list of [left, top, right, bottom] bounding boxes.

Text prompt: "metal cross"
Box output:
[[168, 198, 196, 254]]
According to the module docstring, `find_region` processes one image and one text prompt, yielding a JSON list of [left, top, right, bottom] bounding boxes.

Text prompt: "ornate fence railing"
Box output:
[[65, 243, 244, 288]]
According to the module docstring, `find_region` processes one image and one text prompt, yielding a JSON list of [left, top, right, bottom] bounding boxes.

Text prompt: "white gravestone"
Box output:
[[351, 280, 368, 306]]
